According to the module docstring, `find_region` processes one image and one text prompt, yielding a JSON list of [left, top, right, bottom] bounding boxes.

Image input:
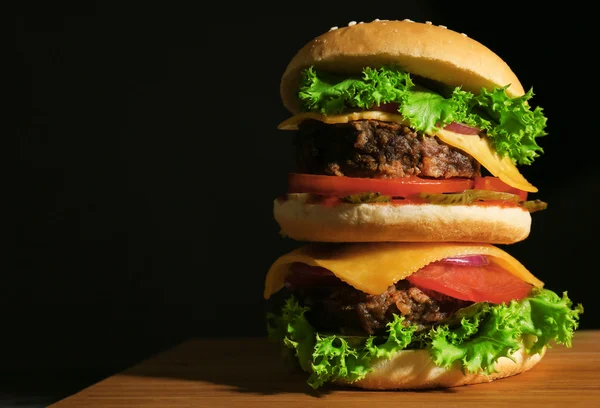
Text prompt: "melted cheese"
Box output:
[[278, 111, 407, 130], [264, 242, 543, 299], [277, 111, 537, 193], [435, 129, 537, 193]]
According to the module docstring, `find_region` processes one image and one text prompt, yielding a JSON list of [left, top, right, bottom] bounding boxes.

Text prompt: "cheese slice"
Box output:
[[435, 129, 537, 193], [277, 111, 537, 193], [264, 242, 543, 299], [277, 111, 408, 130]]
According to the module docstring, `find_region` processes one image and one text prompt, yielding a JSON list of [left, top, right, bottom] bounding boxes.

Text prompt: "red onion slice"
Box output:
[[372, 102, 400, 113], [284, 262, 344, 289], [440, 255, 489, 266], [443, 122, 480, 135]]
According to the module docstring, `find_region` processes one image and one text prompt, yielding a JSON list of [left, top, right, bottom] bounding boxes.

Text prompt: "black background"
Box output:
[[14, 2, 597, 405]]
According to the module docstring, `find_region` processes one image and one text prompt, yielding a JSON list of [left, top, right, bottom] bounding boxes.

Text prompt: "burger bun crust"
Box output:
[[338, 344, 545, 390], [274, 194, 531, 244], [281, 19, 524, 114]]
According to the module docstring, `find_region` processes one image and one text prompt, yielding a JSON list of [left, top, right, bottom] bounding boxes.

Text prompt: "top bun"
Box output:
[[281, 19, 525, 114]]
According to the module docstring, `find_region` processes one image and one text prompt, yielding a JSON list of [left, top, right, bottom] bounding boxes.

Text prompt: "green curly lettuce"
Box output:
[[429, 302, 524, 374], [267, 297, 415, 389], [429, 289, 583, 373], [266, 298, 315, 371], [298, 66, 547, 165], [267, 289, 582, 389], [299, 66, 413, 114]]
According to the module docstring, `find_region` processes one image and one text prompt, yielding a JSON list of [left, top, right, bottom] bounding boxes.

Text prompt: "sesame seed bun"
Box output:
[[274, 194, 531, 244], [281, 19, 524, 114], [337, 342, 545, 390]]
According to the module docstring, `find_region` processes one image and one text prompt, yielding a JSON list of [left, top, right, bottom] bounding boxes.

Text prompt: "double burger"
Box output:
[[265, 19, 582, 390]]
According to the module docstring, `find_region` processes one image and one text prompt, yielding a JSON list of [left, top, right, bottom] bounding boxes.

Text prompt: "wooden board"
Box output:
[[50, 330, 600, 407]]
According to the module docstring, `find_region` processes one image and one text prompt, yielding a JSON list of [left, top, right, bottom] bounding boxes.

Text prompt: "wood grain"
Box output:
[[50, 330, 600, 408]]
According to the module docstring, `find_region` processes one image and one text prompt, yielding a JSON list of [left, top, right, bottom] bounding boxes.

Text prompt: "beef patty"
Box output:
[[295, 119, 481, 179], [286, 263, 472, 335]]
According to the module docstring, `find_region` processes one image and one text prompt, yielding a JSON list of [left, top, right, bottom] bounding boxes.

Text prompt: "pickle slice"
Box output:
[[522, 199, 548, 213], [339, 189, 547, 213], [420, 190, 548, 213], [420, 189, 521, 205], [342, 192, 391, 204]]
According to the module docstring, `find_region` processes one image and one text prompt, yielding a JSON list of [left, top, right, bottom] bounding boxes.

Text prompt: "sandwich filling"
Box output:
[[284, 256, 534, 336], [278, 66, 549, 206], [293, 66, 546, 167], [265, 243, 583, 389], [284, 263, 474, 336]]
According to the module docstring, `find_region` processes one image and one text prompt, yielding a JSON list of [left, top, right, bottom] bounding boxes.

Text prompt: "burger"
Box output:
[[265, 19, 582, 390], [265, 243, 582, 389], [274, 18, 548, 244]]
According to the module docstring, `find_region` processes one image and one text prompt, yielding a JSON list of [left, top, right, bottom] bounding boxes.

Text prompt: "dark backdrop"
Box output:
[[14, 2, 597, 404]]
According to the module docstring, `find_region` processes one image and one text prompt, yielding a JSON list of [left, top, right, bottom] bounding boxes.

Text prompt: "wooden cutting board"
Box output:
[[50, 330, 600, 407]]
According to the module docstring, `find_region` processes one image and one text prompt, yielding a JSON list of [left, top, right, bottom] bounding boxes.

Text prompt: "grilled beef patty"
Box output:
[[286, 263, 472, 335], [295, 119, 481, 179]]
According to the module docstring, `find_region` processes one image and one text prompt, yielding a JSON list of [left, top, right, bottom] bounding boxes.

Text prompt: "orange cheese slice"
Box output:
[[264, 242, 543, 299], [277, 111, 408, 130], [435, 129, 537, 193], [277, 111, 537, 193]]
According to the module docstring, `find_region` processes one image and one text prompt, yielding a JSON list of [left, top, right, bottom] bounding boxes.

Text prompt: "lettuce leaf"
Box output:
[[517, 289, 584, 353], [429, 302, 524, 374], [268, 301, 416, 389], [267, 289, 582, 389], [471, 87, 547, 165], [307, 315, 417, 388], [299, 66, 412, 114], [266, 297, 315, 371], [429, 289, 583, 374], [308, 335, 366, 388], [401, 88, 476, 134], [298, 66, 547, 166]]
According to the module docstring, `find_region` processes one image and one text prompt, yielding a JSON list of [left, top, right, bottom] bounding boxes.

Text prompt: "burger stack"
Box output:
[[264, 19, 582, 390]]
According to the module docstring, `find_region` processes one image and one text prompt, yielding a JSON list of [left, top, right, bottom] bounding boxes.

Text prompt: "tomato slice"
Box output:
[[288, 173, 526, 198], [288, 173, 474, 196], [406, 260, 532, 304]]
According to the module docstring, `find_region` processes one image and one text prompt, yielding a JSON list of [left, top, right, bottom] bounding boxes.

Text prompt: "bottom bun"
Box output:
[[337, 345, 545, 390], [274, 195, 531, 244]]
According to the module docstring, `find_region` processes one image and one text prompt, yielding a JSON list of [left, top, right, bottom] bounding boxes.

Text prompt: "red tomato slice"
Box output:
[[288, 173, 474, 196], [287, 173, 526, 198], [406, 260, 532, 304]]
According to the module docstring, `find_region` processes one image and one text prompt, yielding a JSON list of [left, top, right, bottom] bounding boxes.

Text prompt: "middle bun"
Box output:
[[274, 194, 531, 244]]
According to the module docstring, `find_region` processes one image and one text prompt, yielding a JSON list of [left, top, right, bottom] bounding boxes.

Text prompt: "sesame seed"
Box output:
[[461, 32, 468, 36], [329, 26, 338, 31], [403, 18, 413, 22], [425, 21, 432, 25], [439, 25, 447, 29], [374, 18, 380, 21], [358, 21, 364, 24], [348, 21, 357, 26]]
